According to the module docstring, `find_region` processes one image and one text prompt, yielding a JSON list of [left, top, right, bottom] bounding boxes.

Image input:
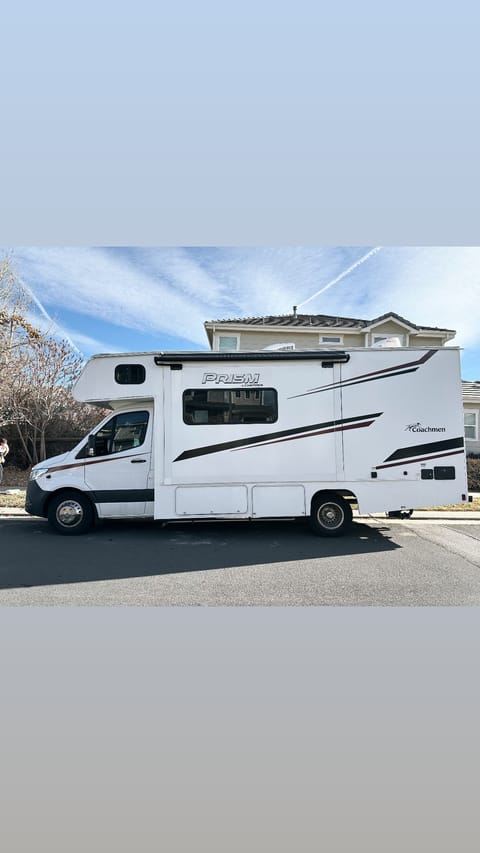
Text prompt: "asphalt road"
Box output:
[[1, 515, 480, 605]]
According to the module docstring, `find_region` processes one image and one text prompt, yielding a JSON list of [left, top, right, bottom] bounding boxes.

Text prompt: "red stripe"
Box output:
[[45, 455, 135, 473]]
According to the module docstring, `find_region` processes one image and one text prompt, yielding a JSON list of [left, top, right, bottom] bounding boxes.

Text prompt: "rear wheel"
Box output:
[[310, 493, 352, 537], [47, 491, 94, 535]]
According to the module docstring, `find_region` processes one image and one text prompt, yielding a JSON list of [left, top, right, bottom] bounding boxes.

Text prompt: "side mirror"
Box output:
[[87, 434, 96, 457]]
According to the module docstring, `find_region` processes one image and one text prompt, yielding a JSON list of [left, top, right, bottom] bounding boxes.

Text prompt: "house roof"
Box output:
[[462, 381, 480, 401], [204, 311, 456, 334]]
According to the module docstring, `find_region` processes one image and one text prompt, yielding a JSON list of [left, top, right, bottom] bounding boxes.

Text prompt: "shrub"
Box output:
[[467, 456, 480, 491]]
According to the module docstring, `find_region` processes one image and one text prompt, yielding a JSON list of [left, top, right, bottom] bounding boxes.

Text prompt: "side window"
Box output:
[[76, 411, 149, 458], [183, 389, 278, 425], [115, 364, 146, 384]]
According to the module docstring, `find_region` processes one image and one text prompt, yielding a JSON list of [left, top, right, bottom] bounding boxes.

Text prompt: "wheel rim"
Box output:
[[316, 501, 344, 530], [56, 499, 84, 528]]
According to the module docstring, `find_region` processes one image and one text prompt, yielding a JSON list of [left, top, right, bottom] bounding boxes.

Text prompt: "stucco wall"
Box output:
[[367, 321, 409, 336], [465, 401, 480, 455], [238, 329, 447, 350], [238, 330, 321, 349], [236, 330, 370, 349], [411, 335, 447, 347]]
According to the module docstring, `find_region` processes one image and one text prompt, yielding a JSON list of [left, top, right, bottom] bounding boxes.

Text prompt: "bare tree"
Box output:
[[5, 336, 85, 463], [0, 255, 41, 367], [1, 252, 106, 466]]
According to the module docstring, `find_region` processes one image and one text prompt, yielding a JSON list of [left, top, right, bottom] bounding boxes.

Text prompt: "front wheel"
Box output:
[[47, 491, 94, 535], [310, 493, 352, 537]]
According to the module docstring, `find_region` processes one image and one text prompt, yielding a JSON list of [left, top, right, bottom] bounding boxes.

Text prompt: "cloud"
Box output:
[[61, 328, 124, 356], [8, 247, 480, 360], [23, 308, 119, 359], [13, 247, 370, 346], [297, 247, 383, 310], [357, 247, 480, 348], [14, 247, 213, 346]]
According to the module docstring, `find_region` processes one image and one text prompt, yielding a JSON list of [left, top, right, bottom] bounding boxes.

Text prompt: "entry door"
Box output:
[[287, 362, 344, 482], [84, 410, 152, 518]]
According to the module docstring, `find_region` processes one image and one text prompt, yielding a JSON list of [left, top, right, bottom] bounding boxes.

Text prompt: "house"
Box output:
[[204, 310, 456, 352], [204, 310, 477, 453], [462, 381, 480, 455]]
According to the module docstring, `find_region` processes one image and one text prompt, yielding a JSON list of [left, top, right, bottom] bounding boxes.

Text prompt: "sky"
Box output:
[[3, 246, 480, 380]]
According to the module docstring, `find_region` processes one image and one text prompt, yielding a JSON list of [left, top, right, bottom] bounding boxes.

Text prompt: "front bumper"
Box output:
[[25, 480, 50, 518]]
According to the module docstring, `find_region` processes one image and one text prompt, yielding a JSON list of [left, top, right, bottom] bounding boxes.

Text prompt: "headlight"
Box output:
[[30, 468, 49, 481]]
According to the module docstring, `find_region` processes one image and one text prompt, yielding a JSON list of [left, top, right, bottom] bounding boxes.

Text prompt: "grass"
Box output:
[[417, 497, 480, 512], [0, 491, 26, 508]]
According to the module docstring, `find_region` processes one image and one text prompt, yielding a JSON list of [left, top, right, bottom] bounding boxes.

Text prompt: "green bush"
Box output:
[[467, 456, 480, 491]]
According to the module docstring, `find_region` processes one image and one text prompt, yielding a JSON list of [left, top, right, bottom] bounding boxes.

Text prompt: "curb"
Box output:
[[1, 508, 480, 521], [356, 512, 480, 521]]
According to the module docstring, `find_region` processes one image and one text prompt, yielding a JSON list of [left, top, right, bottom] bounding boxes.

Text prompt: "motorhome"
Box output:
[[25, 347, 469, 535]]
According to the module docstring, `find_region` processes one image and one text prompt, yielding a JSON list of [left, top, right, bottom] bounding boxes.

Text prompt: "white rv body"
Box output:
[[26, 348, 469, 534]]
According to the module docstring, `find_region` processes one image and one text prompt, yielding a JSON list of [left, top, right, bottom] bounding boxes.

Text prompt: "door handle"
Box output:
[[131, 459, 147, 463]]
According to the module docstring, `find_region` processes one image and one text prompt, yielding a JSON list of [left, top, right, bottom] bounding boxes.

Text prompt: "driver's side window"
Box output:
[[77, 411, 149, 458]]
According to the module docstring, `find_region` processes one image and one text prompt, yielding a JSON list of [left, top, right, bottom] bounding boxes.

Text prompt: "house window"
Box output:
[[183, 389, 278, 425], [320, 335, 343, 344], [464, 411, 478, 440], [217, 335, 239, 352]]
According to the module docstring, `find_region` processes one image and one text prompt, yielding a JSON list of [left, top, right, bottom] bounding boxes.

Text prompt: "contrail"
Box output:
[[19, 278, 84, 357], [297, 247, 383, 310]]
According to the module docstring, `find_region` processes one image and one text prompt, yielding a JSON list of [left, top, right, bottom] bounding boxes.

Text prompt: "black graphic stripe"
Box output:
[[383, 436, 464, 464], [174, 412, 382, 462], [376, 450, 465, 470], [290, 367, 419, 398], [289, 349, 436, 398], [232, 418, 376, 451], [89, 489, 154, 503]]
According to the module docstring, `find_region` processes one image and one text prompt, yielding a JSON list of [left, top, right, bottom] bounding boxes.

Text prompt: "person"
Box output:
[[0, 437, 9, 485]]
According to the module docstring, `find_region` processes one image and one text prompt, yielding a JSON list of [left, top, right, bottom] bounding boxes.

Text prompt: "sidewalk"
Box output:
[[358, 510, 480, 521], [1, 505, 480, 521]]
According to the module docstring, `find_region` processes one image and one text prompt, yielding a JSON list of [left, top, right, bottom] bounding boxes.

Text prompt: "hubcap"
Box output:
[[56, 500, 84, 527], [317, 502, 344, 529]]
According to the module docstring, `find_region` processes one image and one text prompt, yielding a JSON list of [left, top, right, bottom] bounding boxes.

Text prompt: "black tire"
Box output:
[[310, 492, 352, 537], [47, 491, 94, 535]]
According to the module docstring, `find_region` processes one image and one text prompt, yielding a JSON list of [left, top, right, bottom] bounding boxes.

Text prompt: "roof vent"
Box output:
[[263, 342, 296, 351], [372, 336, 403, 348]]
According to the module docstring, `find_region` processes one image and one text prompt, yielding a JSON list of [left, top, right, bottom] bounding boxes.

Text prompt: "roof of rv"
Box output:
[[84, 347, 458, 367], [88, 350, 352, 363]]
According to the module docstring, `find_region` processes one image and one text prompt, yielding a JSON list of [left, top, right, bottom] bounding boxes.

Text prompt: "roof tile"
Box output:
[[205, 312, 455, 334]]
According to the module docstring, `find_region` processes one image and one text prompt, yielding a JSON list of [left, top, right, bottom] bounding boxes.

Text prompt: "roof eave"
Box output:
[[204, 320, 364, 334]]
